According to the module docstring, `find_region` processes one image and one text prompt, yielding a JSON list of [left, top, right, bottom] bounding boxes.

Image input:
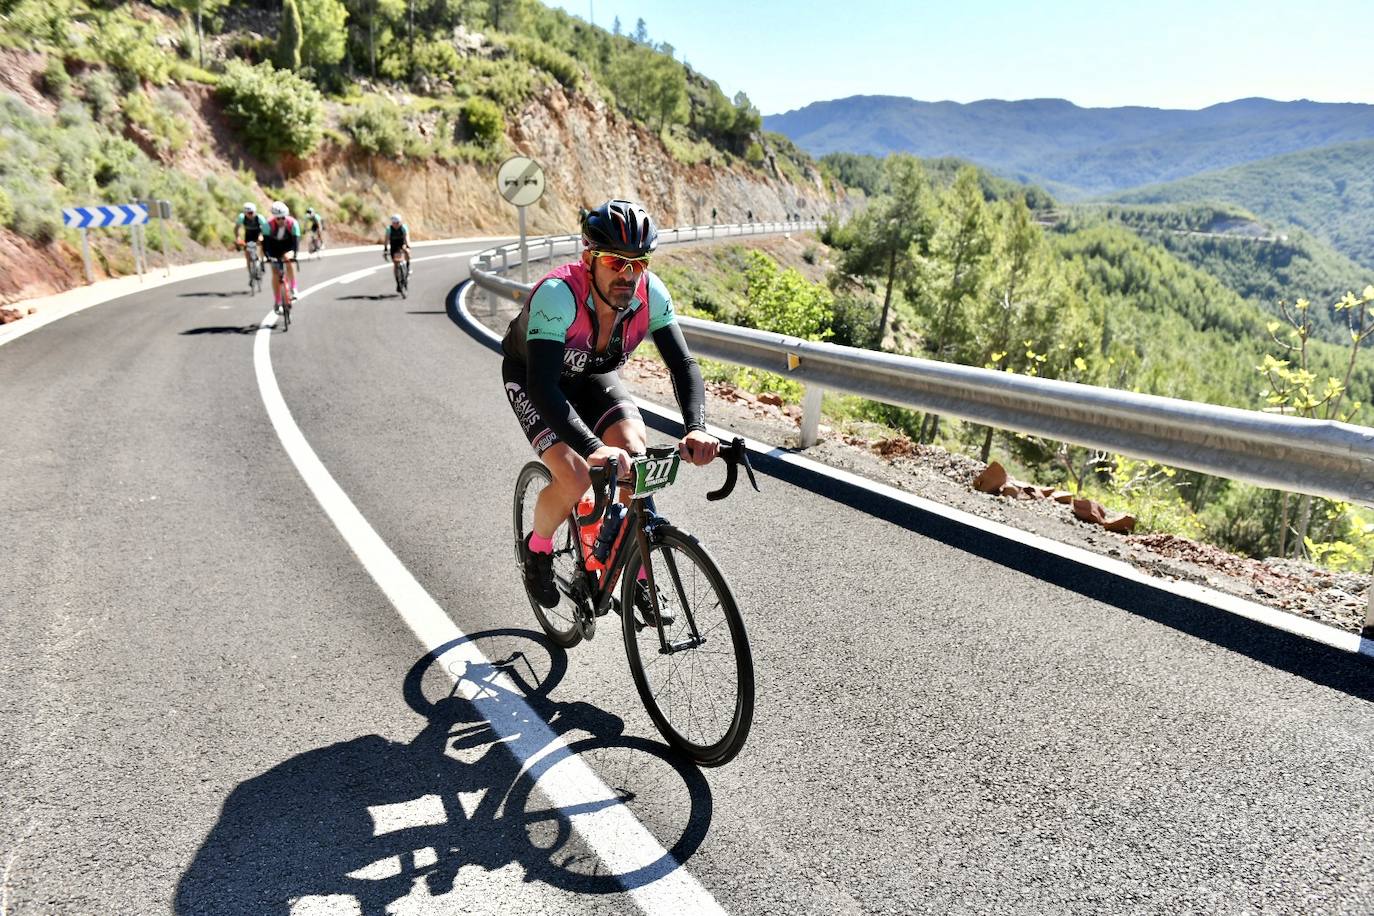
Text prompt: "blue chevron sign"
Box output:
[[62, 204, 149, 229]]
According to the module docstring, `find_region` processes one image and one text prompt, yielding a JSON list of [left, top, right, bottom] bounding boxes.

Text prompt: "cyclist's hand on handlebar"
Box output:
[[678, 430, 719, 466], [588, 444, 633, 478]]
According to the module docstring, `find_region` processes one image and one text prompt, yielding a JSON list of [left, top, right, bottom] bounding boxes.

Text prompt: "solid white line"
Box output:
[[456, 280, 1374, 660], [255, 260, 726, 915]]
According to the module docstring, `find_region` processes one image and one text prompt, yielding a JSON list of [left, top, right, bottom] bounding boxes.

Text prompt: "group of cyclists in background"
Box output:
[[233, 202, 413, 315]]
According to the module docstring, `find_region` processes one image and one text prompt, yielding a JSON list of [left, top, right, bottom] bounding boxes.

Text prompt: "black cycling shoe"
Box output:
[[522, 534, 560, 608], [633, 579, 675, 628]]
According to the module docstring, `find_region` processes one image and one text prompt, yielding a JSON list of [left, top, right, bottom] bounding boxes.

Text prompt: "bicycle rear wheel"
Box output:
[[621, 527, 754, 766], [513, 461, 585, 648]]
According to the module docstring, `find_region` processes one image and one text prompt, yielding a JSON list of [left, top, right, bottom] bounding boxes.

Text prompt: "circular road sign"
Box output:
[[497, 156, 545, 207]]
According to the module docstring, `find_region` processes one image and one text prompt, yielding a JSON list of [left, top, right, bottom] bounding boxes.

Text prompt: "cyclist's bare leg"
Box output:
[[270, 261, 282, 304], [533, 443, 591, 539], [285, 256, 297, 296], [530, 417, 645, 537]]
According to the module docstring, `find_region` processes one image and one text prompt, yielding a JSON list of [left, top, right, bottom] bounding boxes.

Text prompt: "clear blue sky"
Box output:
[[548, 0, 1374, 114]]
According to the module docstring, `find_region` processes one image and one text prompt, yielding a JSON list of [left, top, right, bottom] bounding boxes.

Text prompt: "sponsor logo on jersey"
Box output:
[[533, 429, 558, 453], [504, 381, 541, 432], [562, 349, 589, 372]]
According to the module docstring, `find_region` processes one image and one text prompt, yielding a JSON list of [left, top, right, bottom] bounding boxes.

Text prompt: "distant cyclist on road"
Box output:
[[383, 214, 410, 272], [304, 207, 325, 253], [501, 199, 717, 612], [262, 200, 300, 311], [234, 202, 265, 276]]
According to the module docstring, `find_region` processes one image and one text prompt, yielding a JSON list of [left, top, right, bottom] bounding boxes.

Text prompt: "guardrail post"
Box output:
[[501, 248, 509, 274], [79, 228, 93, 284], [1366, 577, 1374, 634], [800, 384, 823, 448]]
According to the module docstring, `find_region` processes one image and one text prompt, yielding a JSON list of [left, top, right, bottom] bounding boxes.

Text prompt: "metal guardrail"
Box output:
[[468, 222, 1374, 512]]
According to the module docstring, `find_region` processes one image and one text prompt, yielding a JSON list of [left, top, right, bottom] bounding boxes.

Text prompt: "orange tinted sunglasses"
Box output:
[[589, 249, 651, 272]]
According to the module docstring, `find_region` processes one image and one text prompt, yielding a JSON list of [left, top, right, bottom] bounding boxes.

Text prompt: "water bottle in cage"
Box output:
[[592, 502, 626, 562]]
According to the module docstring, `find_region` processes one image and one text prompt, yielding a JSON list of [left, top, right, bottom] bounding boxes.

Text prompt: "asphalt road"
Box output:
[[4, 241, 1374, 915]]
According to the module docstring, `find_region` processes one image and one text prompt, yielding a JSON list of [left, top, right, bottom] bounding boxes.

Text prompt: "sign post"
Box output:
[[62, 204, 151, 285], [496, 156, 546, 283]]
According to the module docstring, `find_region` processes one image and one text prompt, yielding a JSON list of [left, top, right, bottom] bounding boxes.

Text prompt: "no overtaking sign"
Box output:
[[497, 157, 545, 207], [497, 156, 545, 283]]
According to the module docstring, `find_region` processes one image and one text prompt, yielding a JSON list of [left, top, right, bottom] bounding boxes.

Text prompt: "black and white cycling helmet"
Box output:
[[582, 199, 658, 255], [270, 200, 289, 217]]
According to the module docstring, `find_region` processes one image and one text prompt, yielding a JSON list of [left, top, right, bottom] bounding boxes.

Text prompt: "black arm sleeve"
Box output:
[[526, 339, 603, 457], [651, 322, 707, 433]]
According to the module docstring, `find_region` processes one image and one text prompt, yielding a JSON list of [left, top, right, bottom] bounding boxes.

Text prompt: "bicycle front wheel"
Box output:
[[621, 527, 754, 766], [513, 461, 584, 648]]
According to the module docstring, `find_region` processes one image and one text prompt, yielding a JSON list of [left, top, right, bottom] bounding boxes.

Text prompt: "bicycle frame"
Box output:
[[568, 448, 718, 653]]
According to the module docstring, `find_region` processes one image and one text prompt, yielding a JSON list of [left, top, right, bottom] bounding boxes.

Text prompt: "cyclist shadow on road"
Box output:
[[174, 628, 713, 915], [178, 325, 262, 336]]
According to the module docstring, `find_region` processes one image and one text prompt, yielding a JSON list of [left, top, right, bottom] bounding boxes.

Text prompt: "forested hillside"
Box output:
[[1110, 140, 1374, 271], [1066, 203, 1374, 346], [722, 153, 1374, 568], [0, 0, 835, 302], [765, 95, 1374, 197]]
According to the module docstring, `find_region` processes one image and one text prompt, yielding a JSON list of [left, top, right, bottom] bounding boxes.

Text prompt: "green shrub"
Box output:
[[503, 35, 582, 89], [412, 39, 462, 82], [89, 12, 172, 90], [452, 56, 538, 109], [2, 0, 79, 49], [744, 141, 765, 167], [81, 70, 122, 127], [740, 250, 833, 340], [40, 56, 71, 99], [336, 192, 379, 227], [340, 98, 407, 157], [459, 97, 504, 147], [217, 60, 323, 159], [9, 185, 61, 243], [0, 185, 14, 227], [122, 89, 193, 157]]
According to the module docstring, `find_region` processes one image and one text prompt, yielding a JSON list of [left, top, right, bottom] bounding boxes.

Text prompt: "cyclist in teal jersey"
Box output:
[[382, 215, 410, 271], [234, 202, 265, 273], [501, 199, 716, 610]]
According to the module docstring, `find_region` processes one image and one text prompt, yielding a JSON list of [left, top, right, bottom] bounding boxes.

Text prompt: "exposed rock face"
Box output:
[[508, 87, 835, 231]]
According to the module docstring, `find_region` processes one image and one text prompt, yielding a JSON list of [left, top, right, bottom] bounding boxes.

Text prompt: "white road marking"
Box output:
[[255, 258, 726, 915], [456, 280, 1374, 660]]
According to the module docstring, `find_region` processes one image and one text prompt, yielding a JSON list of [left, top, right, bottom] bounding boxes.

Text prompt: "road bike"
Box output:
[[512, 438, 758, 766], [268, 255, 295, 331], [391, 253, 410, 298], [308, 230, 324, 258], [245, 240, 262, 295]]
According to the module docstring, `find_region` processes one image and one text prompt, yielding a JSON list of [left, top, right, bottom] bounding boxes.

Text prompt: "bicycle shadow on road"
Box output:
[[335, 294, 400, 302], [174, 628, 713, 915], [177, 291, 249, 298]]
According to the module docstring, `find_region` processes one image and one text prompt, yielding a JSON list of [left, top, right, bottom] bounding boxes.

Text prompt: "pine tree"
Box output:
[[277, 0, 304, 71]]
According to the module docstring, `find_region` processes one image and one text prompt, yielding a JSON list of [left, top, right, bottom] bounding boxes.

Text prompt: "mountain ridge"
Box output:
[[764, 95, 1374, 196]]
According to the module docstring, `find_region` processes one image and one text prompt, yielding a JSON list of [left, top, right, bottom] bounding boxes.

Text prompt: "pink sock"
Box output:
[[529, 532, 554, 554], [636, 567, 648, 582]]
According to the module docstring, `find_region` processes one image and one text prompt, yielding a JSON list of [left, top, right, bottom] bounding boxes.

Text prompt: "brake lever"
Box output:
[[706, 438, 758, 501], [577, 456, 617, 524]]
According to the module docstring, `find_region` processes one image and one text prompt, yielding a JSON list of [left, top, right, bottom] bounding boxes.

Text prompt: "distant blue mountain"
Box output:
[[763, 96, 1374, 197]]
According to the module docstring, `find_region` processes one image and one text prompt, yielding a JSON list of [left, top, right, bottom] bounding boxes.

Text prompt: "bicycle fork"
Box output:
[[633, 523, 706, 655]]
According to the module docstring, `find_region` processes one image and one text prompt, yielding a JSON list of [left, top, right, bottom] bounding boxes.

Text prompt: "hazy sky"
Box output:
[[547, 0, 1374, 114]]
